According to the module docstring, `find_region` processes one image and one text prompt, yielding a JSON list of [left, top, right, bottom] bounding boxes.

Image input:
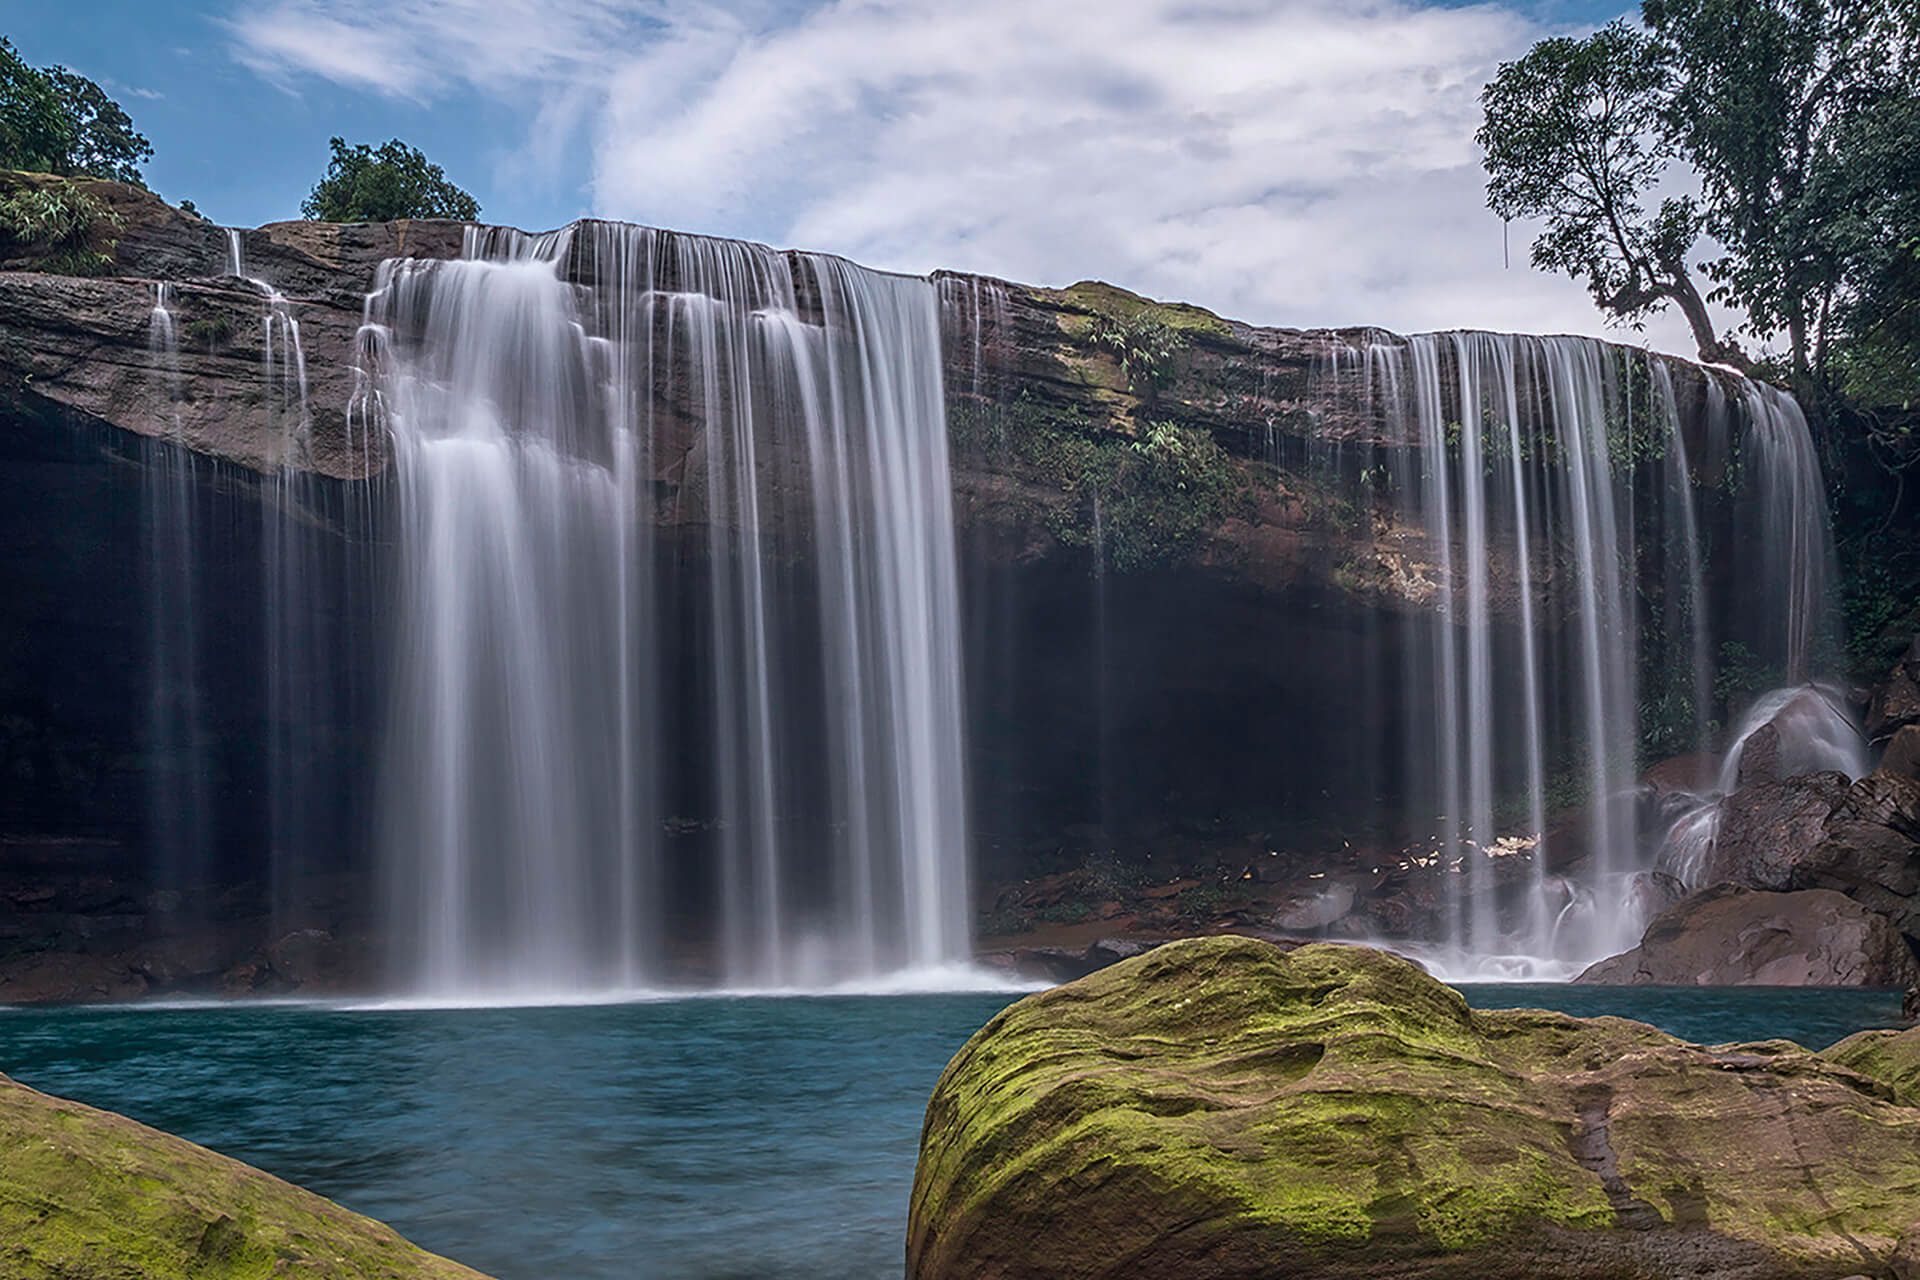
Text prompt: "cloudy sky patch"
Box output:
[[13, 0, 1705, 352]]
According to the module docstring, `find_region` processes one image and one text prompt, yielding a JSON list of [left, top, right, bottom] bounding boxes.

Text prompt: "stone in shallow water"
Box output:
[[909, 935, 1920, 1280], [0, 1072, 493, 1279]]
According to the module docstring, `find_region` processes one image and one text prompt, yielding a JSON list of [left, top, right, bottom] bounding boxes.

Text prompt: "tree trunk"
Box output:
[[1663, 264, 1739, 368]]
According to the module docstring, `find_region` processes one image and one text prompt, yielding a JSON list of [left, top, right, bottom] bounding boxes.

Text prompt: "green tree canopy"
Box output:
[[1645, 0, 1920, 383], [1478, 20, 1729, 363], [302, 138, 480, 223], [1482, 0, 1920, 394], [46, 67, 151, 184], [0, 38, 150, 184]]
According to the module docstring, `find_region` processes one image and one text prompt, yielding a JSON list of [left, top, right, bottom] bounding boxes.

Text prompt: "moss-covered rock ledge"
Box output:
[[908, 937, 1920, 1280], [0, 1071, 492, 1279]]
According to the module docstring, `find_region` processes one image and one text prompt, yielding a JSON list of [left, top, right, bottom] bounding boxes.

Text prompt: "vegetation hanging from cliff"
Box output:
[[955, 392, 1248, 572], [0, 38, 151, 185], [303, 138, 481, 223]]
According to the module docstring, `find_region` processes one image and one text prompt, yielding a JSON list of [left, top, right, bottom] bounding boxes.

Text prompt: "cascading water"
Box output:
[[1312, 332, 1843, 975], [355, 223, 970, 993], [142, 283, 212, 899]]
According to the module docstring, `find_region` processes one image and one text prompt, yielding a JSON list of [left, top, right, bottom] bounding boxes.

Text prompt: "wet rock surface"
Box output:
[[910, 936, 1920, 1280], [1575, 884, 1920, 986]]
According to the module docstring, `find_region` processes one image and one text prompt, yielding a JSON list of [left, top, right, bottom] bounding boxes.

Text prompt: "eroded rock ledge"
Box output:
[[910, 936, 1920, 1280]]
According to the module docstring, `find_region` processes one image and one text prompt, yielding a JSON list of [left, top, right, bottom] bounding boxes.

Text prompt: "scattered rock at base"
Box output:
[[0, 1071, 494, 1279], [1706, 771, 1852, 890], [1577, 884, 1920, 987], [909, 935, 1920, 1280], [1704, 767, 1920, 947], [1882, 725, 1920, 784], [978, 937, 1173, 984]]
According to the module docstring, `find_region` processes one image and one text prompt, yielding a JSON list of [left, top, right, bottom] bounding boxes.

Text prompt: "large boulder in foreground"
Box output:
[[1575, 884, 1920, 987], [909, 936, 1920, 1280], [0, 1073, 491, 1279]]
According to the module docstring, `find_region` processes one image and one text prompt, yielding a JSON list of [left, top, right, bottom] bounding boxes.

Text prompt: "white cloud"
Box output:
[[227, 0, 1709, 354]]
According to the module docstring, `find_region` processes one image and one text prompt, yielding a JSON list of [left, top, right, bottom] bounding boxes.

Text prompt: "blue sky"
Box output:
[[7, 0, 1708, 351]]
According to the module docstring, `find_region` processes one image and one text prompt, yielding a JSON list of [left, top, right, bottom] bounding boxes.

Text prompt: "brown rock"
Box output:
[[1576, 884, 1920, 986], [1790, 772, 1920, 939], [1881, 725, 1920, 783], [1737, 721, 1784, 787], [1706, 771, 1851, 889], [1869, 635, 1920, 742], [0, 952, 147, 1003]]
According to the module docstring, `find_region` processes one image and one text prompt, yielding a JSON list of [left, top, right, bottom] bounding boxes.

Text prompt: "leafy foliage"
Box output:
[[0, 39, 68, 175], [43, 68, 150, 184], [0, 40, 151, 184], [0, 178, 121, 274], [1645, 0, 1919, 383], [953, 391, 1250, 572], [1087, 312, 1186, 397], [302, 138, 480, 223], [1478, 22, 1722, 358]]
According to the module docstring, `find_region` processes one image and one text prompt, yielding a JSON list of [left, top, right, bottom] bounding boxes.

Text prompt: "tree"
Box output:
[[302, 138, 480, 223], [0, 38, 75, 175], [0, 39, 151, 185], [1642, 0, 1920, 384], [1478, 21, 1731, 364], [46, 67, 151, 185]]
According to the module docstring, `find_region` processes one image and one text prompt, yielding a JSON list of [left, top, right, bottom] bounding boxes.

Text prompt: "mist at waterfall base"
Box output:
[[126, 220, 1860, 994], [2, 984, 1902, 1280]]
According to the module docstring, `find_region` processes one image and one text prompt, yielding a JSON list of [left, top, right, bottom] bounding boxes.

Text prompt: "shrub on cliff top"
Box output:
[[303, 137, 481, 223]]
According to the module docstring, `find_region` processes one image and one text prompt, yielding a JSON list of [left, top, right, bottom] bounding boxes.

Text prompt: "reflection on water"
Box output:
[[0, 985, 1904, 1278]]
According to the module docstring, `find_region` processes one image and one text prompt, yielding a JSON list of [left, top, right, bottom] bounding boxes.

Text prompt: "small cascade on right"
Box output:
[[1308, 334, 1853, 977]]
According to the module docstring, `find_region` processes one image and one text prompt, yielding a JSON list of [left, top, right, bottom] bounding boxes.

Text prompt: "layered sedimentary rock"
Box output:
[[910, 936, 1920, 1280]]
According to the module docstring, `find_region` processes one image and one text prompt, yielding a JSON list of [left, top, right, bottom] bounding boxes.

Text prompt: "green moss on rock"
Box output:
[[1823, 1025, 1920, 1107], [0, 1072, 493, 1280], [1054, 280, 1234, 342], [908, 936, 1920, 1279]]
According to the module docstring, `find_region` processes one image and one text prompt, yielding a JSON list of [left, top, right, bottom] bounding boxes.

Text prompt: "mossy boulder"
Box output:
[[908, 936, 1920, 1279], [0, 1072, 493, 1279], [1824, 1025, 1920, 1109]]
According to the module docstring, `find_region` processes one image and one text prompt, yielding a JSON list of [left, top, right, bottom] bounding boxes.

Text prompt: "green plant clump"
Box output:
[[954, 391, 1250, 572], [0, 178, 120, 274]]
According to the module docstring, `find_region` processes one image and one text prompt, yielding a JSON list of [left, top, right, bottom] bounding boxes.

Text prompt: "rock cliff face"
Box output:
[[911, 936, 1920, 1280], [0, 177, 1800, 996]]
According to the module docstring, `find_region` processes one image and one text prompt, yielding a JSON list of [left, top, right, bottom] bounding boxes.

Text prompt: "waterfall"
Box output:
[[355, 223, 970, 993], [1319, 333, 1840, 972], [1734, 381, 1836, 681], [142, 283, 212, 901]]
